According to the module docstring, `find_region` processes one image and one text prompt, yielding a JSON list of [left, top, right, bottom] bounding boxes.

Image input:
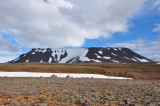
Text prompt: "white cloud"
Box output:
[[146, 55, 160, 62], [0, 55, 18, 63], [107, 38, 160, 61], [152, 0, 160, 11], [153, 24, 160, 33], [0, 0, 146, 48], [0, 34, 19, 54]]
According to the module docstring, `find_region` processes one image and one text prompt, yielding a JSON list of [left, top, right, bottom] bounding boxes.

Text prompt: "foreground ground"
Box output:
[[0, 63, 160, 79], [0, 63, 160, 105], [0, 77, 160, 106]]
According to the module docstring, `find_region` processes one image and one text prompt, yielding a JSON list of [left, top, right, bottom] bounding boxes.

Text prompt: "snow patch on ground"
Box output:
[[157, 63, 160, 64], [0, 72, 132, 79]]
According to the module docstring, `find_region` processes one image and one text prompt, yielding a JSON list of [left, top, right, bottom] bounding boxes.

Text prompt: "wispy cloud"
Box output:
[[0, 34, 20, 54], [152, 0, 160, 11], [153, 24, 160, 33], [107, 38, 160, 61], [0, 55, 18, 63]]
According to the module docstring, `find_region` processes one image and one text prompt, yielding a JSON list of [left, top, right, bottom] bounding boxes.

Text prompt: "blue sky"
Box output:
[[83, 10, 160, 47], [0, 0, 160, 62]]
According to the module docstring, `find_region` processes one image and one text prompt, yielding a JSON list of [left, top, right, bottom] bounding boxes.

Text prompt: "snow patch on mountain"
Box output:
[[132, 58, 137, 62], [49, 57, 52, 63], [134, 57, 149, 62], [78, 49, 90, 62], [111, 53, 117, 56], [59, 48, 90, 63], [42, 49, 47, 53], [124, 57, 130, 59], [94, 53, 101, 58], [93, 60, 101, 62], [112, 60, 119, 63], [98, 51, 103, 54], [103, 56, 110, 59], [13, 58, 19, 62], [114, 48, 118, 51]]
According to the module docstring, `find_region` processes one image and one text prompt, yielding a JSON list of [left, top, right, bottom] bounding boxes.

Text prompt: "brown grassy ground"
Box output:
[[0, 63, 160, 80]]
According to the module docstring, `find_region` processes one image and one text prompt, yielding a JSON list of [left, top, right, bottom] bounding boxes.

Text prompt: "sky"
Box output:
[[0, 0, 160, 63]]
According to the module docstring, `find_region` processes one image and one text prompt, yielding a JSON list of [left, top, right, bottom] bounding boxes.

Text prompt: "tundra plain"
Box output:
[[0, 63, 160, 106]]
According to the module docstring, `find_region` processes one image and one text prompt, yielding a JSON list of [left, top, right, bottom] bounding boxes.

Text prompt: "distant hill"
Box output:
[[8, 47, 154, 63]]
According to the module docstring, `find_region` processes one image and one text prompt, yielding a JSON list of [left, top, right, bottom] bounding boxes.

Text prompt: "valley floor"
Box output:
[[0, 77, 160, 106]]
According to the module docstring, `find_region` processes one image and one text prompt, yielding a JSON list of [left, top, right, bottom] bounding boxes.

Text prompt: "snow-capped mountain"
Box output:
[[8, 47, 153, 63]]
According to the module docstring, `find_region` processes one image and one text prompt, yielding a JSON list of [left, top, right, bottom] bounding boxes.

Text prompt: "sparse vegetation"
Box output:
[[0, 63, 160, 79], [0, 77, 160, 105], [0, 63, 160, 105]]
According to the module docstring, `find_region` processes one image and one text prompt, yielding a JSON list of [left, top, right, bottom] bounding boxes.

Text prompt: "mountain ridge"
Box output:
[[8, 47, 154, 63]]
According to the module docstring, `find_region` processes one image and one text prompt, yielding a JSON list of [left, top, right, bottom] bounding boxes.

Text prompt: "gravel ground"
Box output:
[[0, 77, 160, 106]]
